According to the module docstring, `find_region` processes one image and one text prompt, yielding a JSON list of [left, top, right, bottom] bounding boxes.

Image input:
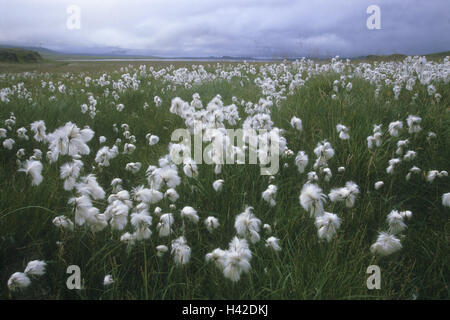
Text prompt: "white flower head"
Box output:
[[103, 275, 114, 286], [336, 124, 350, 140], [171, 236, 191, 266], [370, 232, 402, 256], [314, 212, 341, 242], [213, 179, 224, 192], [442, 193, 450, 208], [18, 160, 43, 186], [24, 260, 47, 276], [265, 236, 282, 251], [299, 183, 326, 217], [8, 272, 31, 291], [295, 151, 309, 173], [156, 245, 169, 257], [164, 188, 179, 202], [290, 116, 302, 131], [204, 216, 220, 233], [262, 184, 277, 207], [374, 181, 384, 190], [180, 206, 199, 223]]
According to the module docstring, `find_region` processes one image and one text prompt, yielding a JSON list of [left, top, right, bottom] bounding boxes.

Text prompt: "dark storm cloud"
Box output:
[[0, 0, 448, 57]]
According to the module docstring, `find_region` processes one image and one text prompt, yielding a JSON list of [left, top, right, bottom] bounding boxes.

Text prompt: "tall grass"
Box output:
[[0, 61, 448, 299]]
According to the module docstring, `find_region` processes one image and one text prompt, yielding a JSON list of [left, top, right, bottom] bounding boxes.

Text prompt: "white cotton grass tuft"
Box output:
[[60, 159, 83, 191], [95, 145, 119, 167], [265, 236, 282, 251], [99, 136, 106, 144], [370, 232, 402, 256], [374, 181, 384, 190], [212, 179, 224, 192], [103, 275, 114, 286], [386, 158, 401, 175], [427, 131, 437, 141], [388, 121, 403, 137], [180, 206, 199, 223], [223, 237, 252, 282], [396, 139, 409, 156], [76, 174, 105, 200], [426, 170, 439, 183], [53, 215, 74, 231], [146, 133, 159, 146], [183, 158, 199, 178], [132, 185, 163, 204], [18, 160, 43, 186], [111, 178, 123, 193], [125, 162, 142, 174], [156, 245, 168, 257], [367, 134, 382, 149], [299, 183, 326, 217], [31, 149, 42, 161], [206, 237, 252, 282], [171, 236, 191, 266], [17, 127, 29, 140], [106, 200, 130, 231], [164, 188, 179, 202], [30, 120, 47, 142], [403, 150, 417, 161], [295, 151, 308, 173], [314, 212, 341, 242], [7, 272, 31, 291], [157, 213, 174, 237], [120, 232, 136, 246], [406, 115, 422, 134], [336, 124, 350, 140], [290, 116, 302, 131], [123, 143, 136, 154], [406, 166, 421, 181], [426, 170, 448, 183], [262, 184, 277, 207], [24, 260, 47, 276], [313, 140, 334, 169], [323, 168, 332, 182], [386, 210, 407, 234], [130, 212, 152, 241], [234, 206, 262, 244], [46, 122, 94, 162], [263, 224, 272, 234], [16, 148, 26, 159], [204, 216, 220, 233], [307, 171, 318, 182], [442, 193, 450, 208]]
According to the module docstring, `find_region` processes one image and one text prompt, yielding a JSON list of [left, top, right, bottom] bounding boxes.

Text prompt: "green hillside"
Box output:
[[0, 48, 43, 63]]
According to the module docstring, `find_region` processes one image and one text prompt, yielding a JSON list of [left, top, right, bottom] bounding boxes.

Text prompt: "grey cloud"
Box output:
[[0, 0, 448, 57]]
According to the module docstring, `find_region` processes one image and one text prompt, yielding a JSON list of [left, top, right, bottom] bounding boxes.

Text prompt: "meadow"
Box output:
[[0, 56, 449, 299]]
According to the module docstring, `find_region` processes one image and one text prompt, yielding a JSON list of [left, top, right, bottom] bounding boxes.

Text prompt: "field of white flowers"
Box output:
[[0, 56, 449, 299]]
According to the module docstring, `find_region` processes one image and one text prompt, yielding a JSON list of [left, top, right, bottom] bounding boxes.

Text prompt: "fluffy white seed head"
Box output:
[[8, 272, 31, 291], [24, 260, 47, 276]]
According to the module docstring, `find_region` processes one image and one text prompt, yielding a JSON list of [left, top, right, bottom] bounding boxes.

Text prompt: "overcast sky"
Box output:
[[0, 0, 449, 57]]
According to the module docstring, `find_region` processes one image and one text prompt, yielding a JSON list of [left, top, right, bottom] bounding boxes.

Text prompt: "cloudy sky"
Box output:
[[0, 0, 449, 58]]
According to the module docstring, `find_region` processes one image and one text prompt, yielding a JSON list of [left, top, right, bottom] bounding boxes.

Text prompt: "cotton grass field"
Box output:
[[0, 56, 449, 300]]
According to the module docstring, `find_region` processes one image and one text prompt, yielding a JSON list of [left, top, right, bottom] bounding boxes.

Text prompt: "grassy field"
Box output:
[[0, 57, 449, 300]]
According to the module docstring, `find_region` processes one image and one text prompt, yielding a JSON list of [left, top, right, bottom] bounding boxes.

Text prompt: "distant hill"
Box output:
[[0, 44, 449, 63], [0, 48, 43, 63], [354, 51, 450, 62]]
